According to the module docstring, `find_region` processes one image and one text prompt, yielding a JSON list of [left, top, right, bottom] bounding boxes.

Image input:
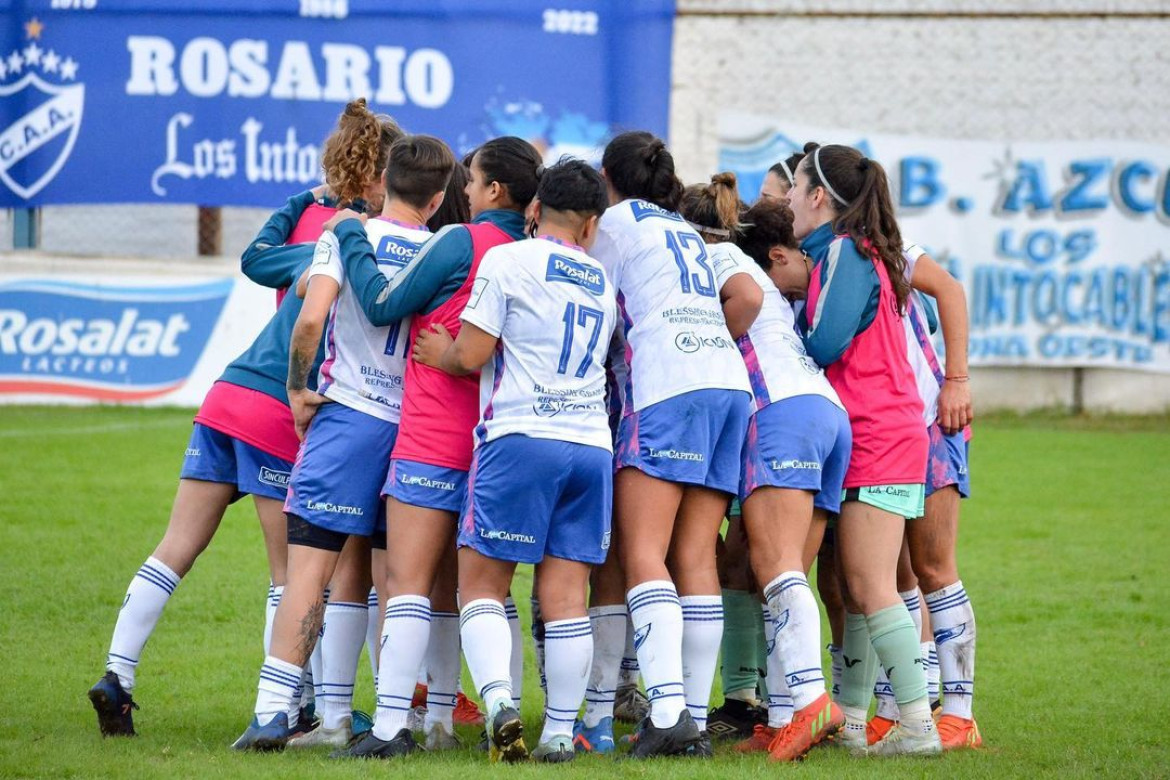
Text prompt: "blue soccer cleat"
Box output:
[[572, 716, 615, 754], [231, 712, 292, 752]]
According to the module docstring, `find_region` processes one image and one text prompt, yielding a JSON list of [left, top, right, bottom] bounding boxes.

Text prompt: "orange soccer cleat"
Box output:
[[454, 691, 486, 726], [937, 714, 982, 750], [735, 724, 778, 753], [866, 715, 897, 745], [410, 683, 428, 709], [767, 693, 844, 762]]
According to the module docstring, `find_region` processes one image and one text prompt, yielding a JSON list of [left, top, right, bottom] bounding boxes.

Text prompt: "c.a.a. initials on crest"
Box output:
[[0, 22, 85, 201]]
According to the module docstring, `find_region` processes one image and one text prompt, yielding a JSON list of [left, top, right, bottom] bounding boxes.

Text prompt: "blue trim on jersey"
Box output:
[[338, 209, 526, 327], [799, 224, 881, 368], [219, 257, 325, 405], [240, 190, 317, 288]]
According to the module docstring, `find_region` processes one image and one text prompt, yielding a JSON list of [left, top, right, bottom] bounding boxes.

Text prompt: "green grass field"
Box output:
[[1, 406, 1168, 778]]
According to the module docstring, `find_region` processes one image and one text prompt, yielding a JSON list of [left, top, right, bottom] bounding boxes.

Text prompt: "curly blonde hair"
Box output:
[[321, 98, 404, 208]]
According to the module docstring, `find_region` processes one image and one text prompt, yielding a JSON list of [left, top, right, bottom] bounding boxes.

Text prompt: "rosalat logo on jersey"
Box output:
[[545, 254, 605, 295], [0, 18, 84, 200]]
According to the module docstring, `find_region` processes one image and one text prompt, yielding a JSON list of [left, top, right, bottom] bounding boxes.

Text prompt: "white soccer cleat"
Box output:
[[867, 723, 943, 757], [286, 718, 352, 749], [829, 725, 870, 757], [406, 705, 426, 734]]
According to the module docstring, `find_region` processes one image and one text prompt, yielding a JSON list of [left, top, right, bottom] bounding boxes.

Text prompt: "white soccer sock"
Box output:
[[461, 599, 513, 715], [583, 605, 626, 728], [627, 581, 685, 729], [423, 611, 460, 732], [618, 614, 640, 688], [899, 696, 936, 736], [372, 595, 431, 740], [764, 606, 793, 728], [540, 617, 593, 742], [925, 581, 976, 719], [900, 589, 923, 639], [827, 643, 843, 699], [873, 667, 899, 720], [106, 556, 181, 692], [318, 601, 368, 729], [263, 584, 283, 656], [504, 596, 524, 708], [366, 587, 380, 682], [531, 596, 547, 695], [764, 572, 826, 711], [924, 641, 940, 703], [679, 594, 722, 731], [255, 655, 303, 726]]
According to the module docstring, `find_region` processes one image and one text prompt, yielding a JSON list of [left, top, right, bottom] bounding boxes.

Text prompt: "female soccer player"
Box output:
[[413, 159, 617, 763], [87, 102, 399, 739], [900, 245, 980, 750], [232, 135, 455, 752], [758, 144, 816, 203], [680, 178, 851, 760], [328, 137, 542, 760], [787, 144, 938, 756], [589, 132, 761, 758]]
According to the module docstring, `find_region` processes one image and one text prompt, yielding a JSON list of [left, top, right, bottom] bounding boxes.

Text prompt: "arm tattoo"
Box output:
[[288, 348, 311, 392]]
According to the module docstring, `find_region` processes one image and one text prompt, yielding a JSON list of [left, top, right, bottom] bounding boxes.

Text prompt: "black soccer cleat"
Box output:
[[683, 729, 714, 758], [488, 704, 528, 763], [705, 698, 765, 740], [88, 671, 139, 737], [627, 709, 702, 759], [329, 727, 420, 759]]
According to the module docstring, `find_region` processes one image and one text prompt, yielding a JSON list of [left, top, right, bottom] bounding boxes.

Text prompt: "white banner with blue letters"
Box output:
[[718, 113, 1170, 373], [0, 0, 675, 207]]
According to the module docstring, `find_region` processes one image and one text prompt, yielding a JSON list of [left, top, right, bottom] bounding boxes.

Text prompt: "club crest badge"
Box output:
[[0, 19, 84, 201]]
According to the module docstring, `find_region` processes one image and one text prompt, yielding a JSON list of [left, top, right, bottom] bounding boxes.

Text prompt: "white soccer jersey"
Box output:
[[903, 244, 945, 424], [708, 243, 844, 412], [460, 236, 618, 450], [309, 218, 431, 422], [590, 199, 751, 413]]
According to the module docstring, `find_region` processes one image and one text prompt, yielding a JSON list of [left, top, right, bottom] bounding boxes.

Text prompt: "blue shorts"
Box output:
[[180, 423, 294, 502], [740, 394, 852, 513], [460, 434, 612, 565], [926, 424, 971, 499], [384, 458, 468, 514], [283, 402, 398, 536], [615, 388, 752, 494]]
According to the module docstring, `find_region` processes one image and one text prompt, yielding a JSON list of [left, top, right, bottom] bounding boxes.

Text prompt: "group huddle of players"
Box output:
[[88, 98, 980, 763]]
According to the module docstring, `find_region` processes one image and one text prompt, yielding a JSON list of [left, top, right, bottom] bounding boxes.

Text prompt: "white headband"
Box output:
[[776, 159, 795, 187], [687, 220, 731, 239], [813, 146, 848, 206]]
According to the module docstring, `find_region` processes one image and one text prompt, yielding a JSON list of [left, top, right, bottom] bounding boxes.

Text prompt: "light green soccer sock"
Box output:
[[719, 589, 763, 701], [838, 612, 879, 732], [866, 604, 929, 710]]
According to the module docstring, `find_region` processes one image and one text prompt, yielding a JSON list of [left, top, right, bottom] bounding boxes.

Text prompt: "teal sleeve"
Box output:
[[802, 240, 881, 367], [240, 190, 317, 289], [337, 220, 473, 327]]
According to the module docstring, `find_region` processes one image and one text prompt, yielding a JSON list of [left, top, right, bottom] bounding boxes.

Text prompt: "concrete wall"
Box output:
[[671, 0, 1170, 412]]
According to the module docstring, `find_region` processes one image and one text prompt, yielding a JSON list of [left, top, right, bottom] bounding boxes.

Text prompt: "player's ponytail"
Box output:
[[679, 171, 744, 242], [800, 144, 909, 312], [602, 131, 684, 212], [321, 97, 404, 209]]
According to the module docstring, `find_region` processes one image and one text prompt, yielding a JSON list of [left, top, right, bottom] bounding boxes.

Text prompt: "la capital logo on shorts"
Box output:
[[0, 19, 84, 200]]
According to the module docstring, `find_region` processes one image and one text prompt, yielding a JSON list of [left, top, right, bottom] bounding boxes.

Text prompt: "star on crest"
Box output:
[[42, 50, 60, 73], [60, 57, 79, 80], [23, 41, 43, 66], [25, 17, 45, 40], [6, 50, 23, 75]]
